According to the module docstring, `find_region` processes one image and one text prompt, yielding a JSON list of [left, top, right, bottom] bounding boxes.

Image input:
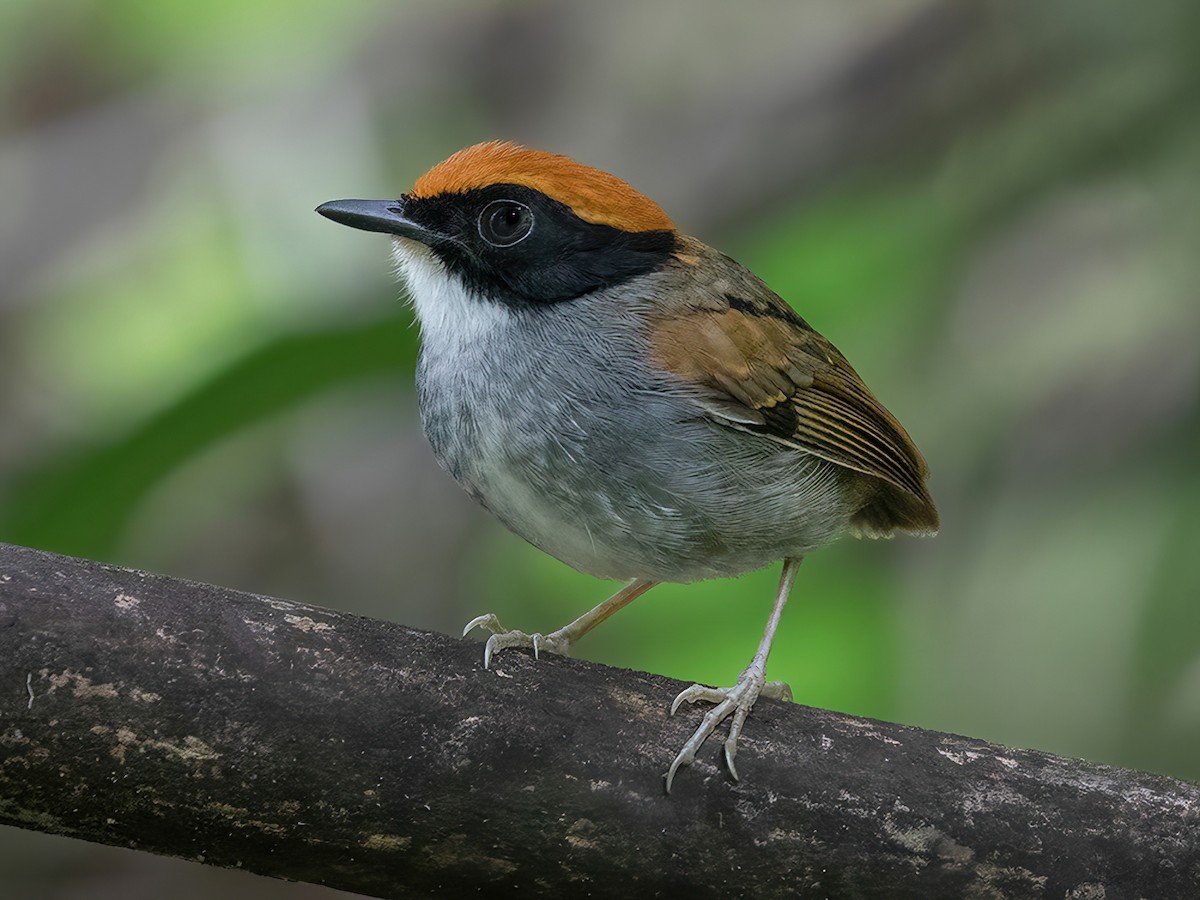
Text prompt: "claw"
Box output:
[[670, 683, 727, 715], [463, 613, 504, 637], [723, 706, 752, 781], [461, 582, 655, 672], [663, 671, 793, 793], [665, 749, 690, 794], [461, 613, 573, 669], [665, 695, 736, 793]]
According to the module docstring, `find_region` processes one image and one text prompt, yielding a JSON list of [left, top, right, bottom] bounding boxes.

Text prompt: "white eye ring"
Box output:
[[478, 200, 534, 247]]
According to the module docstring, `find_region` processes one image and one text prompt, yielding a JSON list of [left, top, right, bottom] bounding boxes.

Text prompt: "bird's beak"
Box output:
[[315, 198, 437, 244]]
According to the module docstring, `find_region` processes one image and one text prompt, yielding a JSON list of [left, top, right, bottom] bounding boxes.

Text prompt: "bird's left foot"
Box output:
[[665, 669, 792, 792], [462, 613, 572, 669]]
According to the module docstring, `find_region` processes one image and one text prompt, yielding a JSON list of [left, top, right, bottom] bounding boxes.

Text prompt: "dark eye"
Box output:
[[478, 200, 534, 247]]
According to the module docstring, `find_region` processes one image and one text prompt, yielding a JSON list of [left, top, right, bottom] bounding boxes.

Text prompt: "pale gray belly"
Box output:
[[417, 350, 852, 583]]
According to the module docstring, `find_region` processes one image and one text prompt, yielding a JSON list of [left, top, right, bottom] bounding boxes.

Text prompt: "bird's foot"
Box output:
[[665, 669, 792, 792], [462, 613, 572, 669]]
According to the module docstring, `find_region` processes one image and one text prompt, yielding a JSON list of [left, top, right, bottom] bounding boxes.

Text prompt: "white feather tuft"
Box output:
[[390, 238, 511, 349]]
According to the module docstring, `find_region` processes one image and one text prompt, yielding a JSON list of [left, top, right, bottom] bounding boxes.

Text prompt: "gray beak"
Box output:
[[315, 198, 436, 243]]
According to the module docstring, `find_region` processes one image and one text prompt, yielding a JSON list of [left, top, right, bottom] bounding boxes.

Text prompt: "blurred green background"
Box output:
[[2, 0, 1198, 896]]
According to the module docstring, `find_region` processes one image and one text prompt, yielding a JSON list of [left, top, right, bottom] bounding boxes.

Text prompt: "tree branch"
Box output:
[[0, 542, 1196, 899]]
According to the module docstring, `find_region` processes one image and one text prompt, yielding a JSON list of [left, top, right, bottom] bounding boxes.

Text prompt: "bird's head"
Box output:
[[317, 141, 679, 307]]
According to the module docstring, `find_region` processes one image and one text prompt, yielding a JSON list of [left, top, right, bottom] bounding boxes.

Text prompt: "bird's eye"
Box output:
[[478, 200, 534, 247]]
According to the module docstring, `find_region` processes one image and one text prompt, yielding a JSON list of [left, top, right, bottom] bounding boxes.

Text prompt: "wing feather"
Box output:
[[650, 285, 938, 535]]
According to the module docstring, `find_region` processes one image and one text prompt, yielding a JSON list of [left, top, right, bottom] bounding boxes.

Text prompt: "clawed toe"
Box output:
[[666, 692, 737, 792], [483, 630, 540, 669], [669, 683, 728, 714], [462, 613, 504, 637], [462, 614, 571, 669], [664, 671, 792, 793]]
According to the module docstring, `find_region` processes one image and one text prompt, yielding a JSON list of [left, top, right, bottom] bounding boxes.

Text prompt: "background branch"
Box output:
[[1, 541, 1197, 899]]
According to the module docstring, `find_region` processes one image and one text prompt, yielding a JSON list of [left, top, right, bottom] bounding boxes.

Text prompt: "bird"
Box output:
[[316, 140, 938, 792]]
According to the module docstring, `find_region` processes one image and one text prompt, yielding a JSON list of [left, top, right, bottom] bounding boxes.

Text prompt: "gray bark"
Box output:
[[1, 541, 1197, 899]]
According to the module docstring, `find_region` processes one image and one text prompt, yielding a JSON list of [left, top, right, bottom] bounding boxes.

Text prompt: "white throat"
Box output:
[[390, 239, 511, 350]]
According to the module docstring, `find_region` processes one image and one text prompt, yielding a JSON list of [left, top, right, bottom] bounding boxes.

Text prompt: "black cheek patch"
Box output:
[[415, 184, 678, 306], [502, 227, 678, 304]]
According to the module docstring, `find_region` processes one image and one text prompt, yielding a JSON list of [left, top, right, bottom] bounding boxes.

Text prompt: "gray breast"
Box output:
[[415, 298, 852, 583]]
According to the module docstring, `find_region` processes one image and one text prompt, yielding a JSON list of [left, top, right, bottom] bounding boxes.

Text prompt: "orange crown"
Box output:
[[409, 141, 675, 234]]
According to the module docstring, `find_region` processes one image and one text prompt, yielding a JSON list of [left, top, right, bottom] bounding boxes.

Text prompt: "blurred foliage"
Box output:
[[1, 0, 1199, 896], [5, 312, 418, 557]]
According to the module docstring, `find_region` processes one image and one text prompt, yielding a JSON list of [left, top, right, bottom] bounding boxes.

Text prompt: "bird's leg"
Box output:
[[665, 557, 802, 793], [463, 579, 658, 669]]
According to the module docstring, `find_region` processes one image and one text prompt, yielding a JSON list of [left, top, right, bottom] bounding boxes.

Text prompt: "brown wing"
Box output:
[[650, 286, 938, 536]]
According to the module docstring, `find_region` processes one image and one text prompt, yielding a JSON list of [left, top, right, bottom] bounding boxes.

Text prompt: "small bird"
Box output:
[[317, 141, 937, 791]]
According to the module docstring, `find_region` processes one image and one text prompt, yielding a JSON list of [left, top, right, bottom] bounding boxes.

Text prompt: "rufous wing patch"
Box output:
[[409, 141, 675, 234], [651, 293, 938, 534]]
